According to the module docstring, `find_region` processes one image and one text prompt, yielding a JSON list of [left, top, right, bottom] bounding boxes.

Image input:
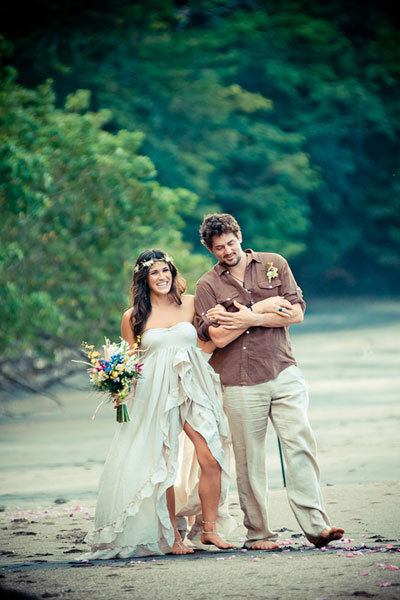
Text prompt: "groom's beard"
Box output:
[[220, 253, 242, 268]]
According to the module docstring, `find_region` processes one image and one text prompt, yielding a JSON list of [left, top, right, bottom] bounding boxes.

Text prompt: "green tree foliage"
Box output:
[[4, 0, 397, 291], [0, 68, 211, 377]]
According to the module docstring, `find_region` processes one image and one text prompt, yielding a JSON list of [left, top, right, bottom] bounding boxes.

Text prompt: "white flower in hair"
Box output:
[[134, 255, 173, 273]]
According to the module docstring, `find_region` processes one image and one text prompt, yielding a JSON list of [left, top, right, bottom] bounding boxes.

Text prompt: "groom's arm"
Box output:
[[206, 302, 303, 348], [194, 280, 221, 343], [194, 280, 296, 348], [194, 281, 251, 348]]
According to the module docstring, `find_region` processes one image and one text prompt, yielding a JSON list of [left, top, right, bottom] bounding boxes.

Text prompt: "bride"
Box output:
[[82, 249, 235, 559]]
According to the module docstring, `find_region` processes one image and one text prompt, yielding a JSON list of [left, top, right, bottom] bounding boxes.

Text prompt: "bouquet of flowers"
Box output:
[[78, 338, 143, 422]]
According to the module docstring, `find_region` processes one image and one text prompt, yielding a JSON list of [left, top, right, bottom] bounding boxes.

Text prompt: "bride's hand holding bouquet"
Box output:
[[78, 338, 143, 422]]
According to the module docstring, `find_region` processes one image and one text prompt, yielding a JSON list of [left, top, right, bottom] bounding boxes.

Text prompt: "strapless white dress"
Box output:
[[82, 322, 234, 559]]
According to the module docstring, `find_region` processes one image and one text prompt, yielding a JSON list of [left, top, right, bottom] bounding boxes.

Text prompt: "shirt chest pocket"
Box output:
[[216, 291, 240, 312], [257, 278, 281, 297]]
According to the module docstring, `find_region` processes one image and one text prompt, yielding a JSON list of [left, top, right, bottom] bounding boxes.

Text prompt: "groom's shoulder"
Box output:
[[256, 251, 287, 266], [196, 264, 219, 289]]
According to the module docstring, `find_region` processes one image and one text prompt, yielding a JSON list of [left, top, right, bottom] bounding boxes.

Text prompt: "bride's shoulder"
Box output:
[[181, 294, 194, 308], [122, 307, 134, 324]]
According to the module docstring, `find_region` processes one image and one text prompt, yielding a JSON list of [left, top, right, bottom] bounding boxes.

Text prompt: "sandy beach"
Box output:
[[1, 298, 399, 599]]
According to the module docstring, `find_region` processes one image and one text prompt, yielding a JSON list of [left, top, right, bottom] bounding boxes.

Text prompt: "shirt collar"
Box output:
[[213, 248, 261, 276]]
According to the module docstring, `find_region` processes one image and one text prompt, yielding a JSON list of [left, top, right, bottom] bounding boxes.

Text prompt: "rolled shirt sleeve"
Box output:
[[279, 257, 306, 312]]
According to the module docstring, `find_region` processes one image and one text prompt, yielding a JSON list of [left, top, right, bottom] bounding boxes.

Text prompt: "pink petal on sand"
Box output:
[[216, 557, 225, 561], [386, 544, 394, 549], [253, 557, 261, 562], [385, 565, 399, 571], [375, 563, 384, 567], [240, 549, 248, 552], [361, 572, 369, 576], [346, 553, 355, 558], [320, 547, 327, 552]]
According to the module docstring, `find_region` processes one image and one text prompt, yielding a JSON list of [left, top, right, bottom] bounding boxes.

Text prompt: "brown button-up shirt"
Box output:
[[195, 250, 305, 387]]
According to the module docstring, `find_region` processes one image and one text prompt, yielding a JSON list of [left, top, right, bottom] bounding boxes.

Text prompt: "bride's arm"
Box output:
[[197, 337, 217, 354], [121, 308, 137, 349]]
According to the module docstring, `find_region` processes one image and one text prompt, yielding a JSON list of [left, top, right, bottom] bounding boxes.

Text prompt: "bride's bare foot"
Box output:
[[312, 526, 345, 548], [170, 537, 194, 555], [201, 531, 236, 549], [251, 540, 279, 550]]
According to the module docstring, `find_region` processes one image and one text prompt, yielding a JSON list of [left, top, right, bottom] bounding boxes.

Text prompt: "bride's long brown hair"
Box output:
[[129, 249, 186, 339]]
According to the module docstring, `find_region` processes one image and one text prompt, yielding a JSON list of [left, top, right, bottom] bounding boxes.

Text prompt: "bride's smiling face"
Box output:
[[147, 261, 173, 296]]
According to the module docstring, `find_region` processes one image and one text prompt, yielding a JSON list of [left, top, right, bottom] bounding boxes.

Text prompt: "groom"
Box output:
[[194, 213, 344, 549]]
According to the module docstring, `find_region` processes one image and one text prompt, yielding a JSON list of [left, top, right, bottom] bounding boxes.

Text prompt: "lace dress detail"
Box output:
[[81, 322, 234, 559]]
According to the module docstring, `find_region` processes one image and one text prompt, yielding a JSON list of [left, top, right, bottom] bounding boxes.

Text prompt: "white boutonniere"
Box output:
[[266, 262, 278, 283]]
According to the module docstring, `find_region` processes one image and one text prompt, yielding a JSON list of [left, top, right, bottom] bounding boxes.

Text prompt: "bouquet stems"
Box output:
[[116, 403, 130, 423]]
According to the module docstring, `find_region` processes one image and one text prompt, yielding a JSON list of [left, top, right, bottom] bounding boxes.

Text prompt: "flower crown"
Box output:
[[134, 255, 173, 274]]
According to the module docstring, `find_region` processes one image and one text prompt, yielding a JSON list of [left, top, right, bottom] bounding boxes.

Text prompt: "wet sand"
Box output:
[[1, 483, 399, 600], [1, 298, 399, 598]]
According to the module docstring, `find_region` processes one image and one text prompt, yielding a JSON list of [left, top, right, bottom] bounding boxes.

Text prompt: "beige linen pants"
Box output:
[[222, 365, 330, 546]]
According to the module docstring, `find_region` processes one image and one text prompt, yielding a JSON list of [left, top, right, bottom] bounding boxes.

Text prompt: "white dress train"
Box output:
[[82, 321, 234, 559]]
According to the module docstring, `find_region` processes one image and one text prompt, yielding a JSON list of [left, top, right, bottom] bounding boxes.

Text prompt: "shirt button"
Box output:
[[227, 297, 230, 301], [246, 330, 249, 334], [201, 312, 205, 316], [269, 285, 272, 289], [243, 346, 247, 350]]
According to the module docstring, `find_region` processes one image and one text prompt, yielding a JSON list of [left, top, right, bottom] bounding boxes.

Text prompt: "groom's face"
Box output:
[[210, 231, 244, 267]]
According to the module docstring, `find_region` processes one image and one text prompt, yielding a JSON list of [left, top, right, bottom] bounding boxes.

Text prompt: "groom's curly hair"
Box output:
[[199, 213, 241, 249]]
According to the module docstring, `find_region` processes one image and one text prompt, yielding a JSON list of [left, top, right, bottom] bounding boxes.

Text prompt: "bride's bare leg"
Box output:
[[183, 422, 235, 549], [166, 486, 194, 554]]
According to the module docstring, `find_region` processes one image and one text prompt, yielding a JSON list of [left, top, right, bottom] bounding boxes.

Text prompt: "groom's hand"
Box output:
[[215, 300, 259, 329], [253, 296, 294, 316], [206, 303, 227, 322]]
